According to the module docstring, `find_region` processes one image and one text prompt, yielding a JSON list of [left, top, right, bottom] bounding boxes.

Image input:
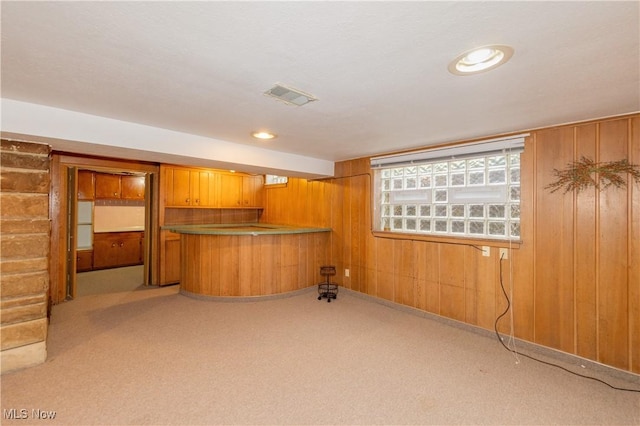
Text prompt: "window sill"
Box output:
[[371, 230, 521, 249]]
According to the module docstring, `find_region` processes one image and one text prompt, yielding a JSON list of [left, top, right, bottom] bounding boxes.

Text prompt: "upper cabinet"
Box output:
[[217, 173, 263, 208], [121, 175, 146, 200], [218, 173, 244, 207], [95, 173, 121, 199], [92, 172, 145, 200], [164, 167, 218, 207], [161, 165, 263, 209], [242, 175, 264, 208], [77, 170, 95, 200]]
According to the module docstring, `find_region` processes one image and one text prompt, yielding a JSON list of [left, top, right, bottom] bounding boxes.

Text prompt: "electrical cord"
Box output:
[[324, 169, 637, 392], [494, 253, 640, 393]]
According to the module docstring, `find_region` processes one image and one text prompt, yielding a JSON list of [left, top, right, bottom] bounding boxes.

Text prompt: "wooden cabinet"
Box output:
[[163, 167, 226, 208], [121, 175, 145, 200], [95, 173, 122, 199], [161, 231, 181, 285], [164, 168, 215, 207], [218, 173, 244, 207], [95, 173, 146, 200], [93, 232, 143, 270], [242, 175, 264, 207], [76, 250, 93, 272], [77, 170, 95, 200], [218, 173, 263, 208], [162, 166, 263, 208]]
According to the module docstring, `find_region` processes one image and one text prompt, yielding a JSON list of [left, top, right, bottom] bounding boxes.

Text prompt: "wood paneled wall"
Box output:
[[262, 114, 640, 373]]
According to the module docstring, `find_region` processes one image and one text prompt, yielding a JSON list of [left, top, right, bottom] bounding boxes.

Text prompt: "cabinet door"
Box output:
[[93, 235, 119, 269], [118, 234, 143, 266], [121, 175, 145, 200], [204, 172, 220, 207], [77, 171, 95, 200], [242, 175, 264, 207], [189, 171, 204, 206], [162, 232, 181, 284], [76, 250, 93, 272], [219, 173, 243, 207], [95, 173, 122, 199], [191, 170, 214, 206], [171, 168, 191, 206]]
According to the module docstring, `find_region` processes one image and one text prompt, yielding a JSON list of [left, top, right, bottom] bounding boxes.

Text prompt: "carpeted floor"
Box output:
[[1, 284, 639, 425], [76, 265, 145, 297]]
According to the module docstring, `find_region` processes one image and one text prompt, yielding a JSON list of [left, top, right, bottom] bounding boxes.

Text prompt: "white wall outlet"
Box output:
[[345, 268, 350, 277], [499, 248, 509, 260], [482, 246, 490, 257]]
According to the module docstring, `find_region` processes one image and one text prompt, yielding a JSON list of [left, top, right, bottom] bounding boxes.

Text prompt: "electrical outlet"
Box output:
[[345, 268, 350, 277], [482, 246, 490, 257], [499, 248, 509, 260]]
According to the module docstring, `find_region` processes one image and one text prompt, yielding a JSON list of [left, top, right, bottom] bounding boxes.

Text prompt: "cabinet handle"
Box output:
[[111, 243, 116, 247], [195, 199, 199, 204], [114, 192, 118, 196], [120, 242, 124, 247], [186, 198, 190, 203]]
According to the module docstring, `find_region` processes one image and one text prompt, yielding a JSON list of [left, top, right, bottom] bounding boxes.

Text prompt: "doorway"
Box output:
[[70, 168, 150, 298], [49, 153, 160, 304]]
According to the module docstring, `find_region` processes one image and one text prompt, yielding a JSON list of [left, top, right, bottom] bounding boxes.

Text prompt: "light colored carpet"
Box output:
[[76, 265, 145, 297], [1, 285, 638, 425]]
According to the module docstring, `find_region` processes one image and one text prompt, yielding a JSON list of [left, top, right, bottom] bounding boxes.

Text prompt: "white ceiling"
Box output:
[[1, 1, 639, 174]]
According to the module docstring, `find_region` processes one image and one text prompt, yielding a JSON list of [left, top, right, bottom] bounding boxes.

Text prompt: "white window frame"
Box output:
[[371, 135, 526, 241], [264, 174, 288, 186]]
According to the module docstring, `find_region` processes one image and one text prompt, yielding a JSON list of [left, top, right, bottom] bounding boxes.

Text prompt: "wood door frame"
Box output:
[[49, 153, 160, 304]]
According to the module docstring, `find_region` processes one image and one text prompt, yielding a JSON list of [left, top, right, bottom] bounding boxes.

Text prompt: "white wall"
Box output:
[[1, 99, 335, 178]]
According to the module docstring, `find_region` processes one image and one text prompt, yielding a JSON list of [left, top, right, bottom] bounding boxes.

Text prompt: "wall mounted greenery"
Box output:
[[546, 156, 640, 193]]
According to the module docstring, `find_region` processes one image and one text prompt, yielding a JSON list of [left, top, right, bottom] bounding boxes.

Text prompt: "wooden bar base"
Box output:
[[179, 232, 330, 297]]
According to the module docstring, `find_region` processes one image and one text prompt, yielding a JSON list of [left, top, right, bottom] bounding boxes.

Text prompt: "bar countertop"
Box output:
[[163, 223, 331, 236]]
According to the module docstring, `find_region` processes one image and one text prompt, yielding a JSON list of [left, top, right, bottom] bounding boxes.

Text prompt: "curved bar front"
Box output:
[[163, 224, 331, 298]]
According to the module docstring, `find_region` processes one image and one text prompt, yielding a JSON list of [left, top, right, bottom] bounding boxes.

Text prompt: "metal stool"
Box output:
[[317, 265, 338, 302]]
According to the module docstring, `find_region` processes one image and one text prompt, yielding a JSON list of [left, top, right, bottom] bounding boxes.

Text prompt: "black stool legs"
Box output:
[[317, 265, 338, 302]]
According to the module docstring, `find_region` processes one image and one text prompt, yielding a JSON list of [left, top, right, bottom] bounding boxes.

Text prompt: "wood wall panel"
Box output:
[[511, 141, 535, 342], [534, 127, 576, 354], [597, 120, 630, 370], [262, 114, 640, 373], [629, 116, 640, 373], [574, 123, 598, 360], [376, 237, 395, 301]]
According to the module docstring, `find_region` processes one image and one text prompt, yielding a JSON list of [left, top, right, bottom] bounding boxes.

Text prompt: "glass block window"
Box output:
[[375, 151, 522, 240]]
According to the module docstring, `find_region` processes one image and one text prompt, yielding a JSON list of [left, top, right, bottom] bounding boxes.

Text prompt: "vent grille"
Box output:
[[264, 84, 317, 106]]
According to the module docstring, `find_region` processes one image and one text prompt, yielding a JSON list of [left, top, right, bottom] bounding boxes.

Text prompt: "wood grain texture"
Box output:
[[597, 119, 629, 370], [178, 232, 329, 297], [534, 126, 576, 353], [262, 114, 640, 374], [630, 116, 640, 373], [574, 123, 598, 360]]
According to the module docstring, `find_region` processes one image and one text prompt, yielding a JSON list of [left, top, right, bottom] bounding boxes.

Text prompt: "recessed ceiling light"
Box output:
[[448, 45, 514, 76], [252, 131, 277, 140]]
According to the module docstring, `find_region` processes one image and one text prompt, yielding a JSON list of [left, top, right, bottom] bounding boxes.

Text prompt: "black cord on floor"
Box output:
[[494, 253, 640, 393]]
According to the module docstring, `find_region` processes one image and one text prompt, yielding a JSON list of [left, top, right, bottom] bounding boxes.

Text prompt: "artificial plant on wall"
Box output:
[[546, 156, 640, 193]]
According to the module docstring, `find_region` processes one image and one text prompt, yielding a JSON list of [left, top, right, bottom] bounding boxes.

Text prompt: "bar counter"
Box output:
[[164, 223, 331, 299]]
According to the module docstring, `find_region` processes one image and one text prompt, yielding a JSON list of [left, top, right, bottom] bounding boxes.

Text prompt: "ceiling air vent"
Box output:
[[264, 84, 317, 106]]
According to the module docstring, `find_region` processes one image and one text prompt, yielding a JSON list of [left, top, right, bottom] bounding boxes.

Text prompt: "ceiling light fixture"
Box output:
[[251, 131, 277, 140], [448, 45, 514, 76]]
